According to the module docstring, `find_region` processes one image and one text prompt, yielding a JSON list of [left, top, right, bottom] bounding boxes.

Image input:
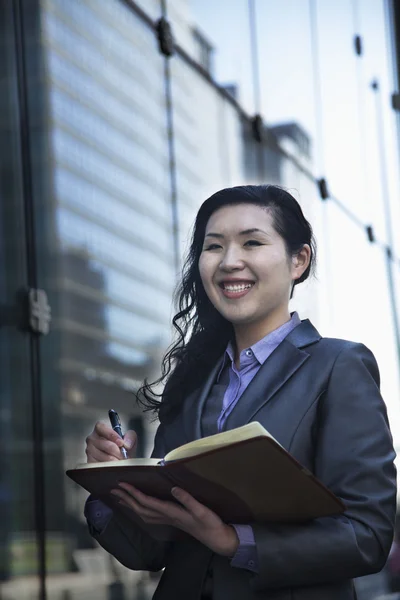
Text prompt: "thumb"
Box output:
[[123, 430, 138, 458]]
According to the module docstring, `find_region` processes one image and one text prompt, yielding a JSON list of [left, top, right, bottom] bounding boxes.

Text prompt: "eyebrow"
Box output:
[[205, 228, 268, 238]]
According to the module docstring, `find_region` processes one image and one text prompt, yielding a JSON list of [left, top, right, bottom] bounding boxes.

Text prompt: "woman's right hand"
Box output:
[[85, 421, 137, 463]]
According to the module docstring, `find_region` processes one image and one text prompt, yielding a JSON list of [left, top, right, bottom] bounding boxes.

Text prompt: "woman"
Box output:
[[84, 185, 396, 600]]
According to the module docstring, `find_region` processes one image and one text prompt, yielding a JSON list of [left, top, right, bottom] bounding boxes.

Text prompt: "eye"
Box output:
[[204, 243, 222, 251], [244, 240, 262, 247]]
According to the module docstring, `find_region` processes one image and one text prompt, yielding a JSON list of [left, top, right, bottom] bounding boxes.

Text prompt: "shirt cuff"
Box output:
[[84, 495, 113, 535], [230, 524, 259, 573]]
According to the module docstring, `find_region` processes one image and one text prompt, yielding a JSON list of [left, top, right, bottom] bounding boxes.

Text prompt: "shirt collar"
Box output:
[[224, 311, 302, 368]]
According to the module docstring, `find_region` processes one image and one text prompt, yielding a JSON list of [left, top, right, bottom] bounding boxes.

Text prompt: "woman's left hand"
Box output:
[[111, 482, 239, 557]]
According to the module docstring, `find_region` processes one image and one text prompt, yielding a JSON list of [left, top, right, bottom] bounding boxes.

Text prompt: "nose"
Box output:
[[219, 245, 245, 272]]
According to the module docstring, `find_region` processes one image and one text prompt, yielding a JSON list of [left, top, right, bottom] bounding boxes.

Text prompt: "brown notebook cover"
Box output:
[[67, 434, 345, 539]]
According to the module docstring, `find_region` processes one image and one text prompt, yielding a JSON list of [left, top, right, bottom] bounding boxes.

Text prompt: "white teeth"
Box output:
[[224, 283, 253, 292]]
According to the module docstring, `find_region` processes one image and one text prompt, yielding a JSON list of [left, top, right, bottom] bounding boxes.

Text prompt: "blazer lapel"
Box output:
[[223, 319, 321, 431], [182, 356, 225, 442]]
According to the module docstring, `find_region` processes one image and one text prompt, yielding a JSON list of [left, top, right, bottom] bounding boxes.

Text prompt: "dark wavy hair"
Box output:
[[136, 184, 317, 421]]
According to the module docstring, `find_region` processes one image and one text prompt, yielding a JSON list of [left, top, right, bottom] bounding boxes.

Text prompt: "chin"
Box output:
[[222, 312, 256, 326]]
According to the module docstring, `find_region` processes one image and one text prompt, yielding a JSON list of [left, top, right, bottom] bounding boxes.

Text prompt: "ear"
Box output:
[[291, 244, 311, 280]]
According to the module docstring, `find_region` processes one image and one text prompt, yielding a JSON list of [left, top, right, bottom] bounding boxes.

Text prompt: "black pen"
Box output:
[[108, 409, 128, 459]]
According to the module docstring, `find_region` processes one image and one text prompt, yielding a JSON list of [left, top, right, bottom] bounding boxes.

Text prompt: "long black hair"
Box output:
[[136, 185, 317, 421]]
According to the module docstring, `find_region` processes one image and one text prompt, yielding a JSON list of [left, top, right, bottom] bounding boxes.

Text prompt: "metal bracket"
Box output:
[[156, 17, 175, 57], [317, 178, 329, 200], [251, 114, 264, 143], [366, 225, 375, 243], [0, 287, 51, 335], [28, 288, 51, 335], [392, 93, 400, 111], [354, 35, 363, 56]]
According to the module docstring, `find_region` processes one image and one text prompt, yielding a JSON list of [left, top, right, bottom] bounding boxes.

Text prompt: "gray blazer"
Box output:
[[91, 319, 397, 600]]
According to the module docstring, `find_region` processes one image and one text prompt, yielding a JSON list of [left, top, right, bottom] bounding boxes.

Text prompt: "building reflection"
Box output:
[[1, 0, 399, 598]]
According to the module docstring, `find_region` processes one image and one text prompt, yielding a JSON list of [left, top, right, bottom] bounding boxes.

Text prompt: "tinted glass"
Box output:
[[0, 1, 41, 597], [32, 0, 171, 597]]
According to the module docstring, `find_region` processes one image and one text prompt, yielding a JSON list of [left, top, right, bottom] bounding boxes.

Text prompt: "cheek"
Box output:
[[257, 253, 291, 281], [198, 256, 212, 289]]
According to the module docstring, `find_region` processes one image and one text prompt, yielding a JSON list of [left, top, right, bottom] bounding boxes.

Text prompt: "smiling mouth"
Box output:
[[219, 282, 255, 298]]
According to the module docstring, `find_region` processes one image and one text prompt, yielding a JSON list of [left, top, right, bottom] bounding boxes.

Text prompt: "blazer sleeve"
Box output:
[[89, 422, 172, 572], [250, 342, 397, 592]]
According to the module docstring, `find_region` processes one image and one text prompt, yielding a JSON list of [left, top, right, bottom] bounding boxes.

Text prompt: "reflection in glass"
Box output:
[[4, 0, 398, 598], [0, 0, 41, 597], [34, 1, 174, 597]]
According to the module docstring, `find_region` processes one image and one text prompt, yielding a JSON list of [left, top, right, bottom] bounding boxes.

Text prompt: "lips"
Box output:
[[218, 280, 255, 299]]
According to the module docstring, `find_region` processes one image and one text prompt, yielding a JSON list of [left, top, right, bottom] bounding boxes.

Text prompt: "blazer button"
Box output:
[[248, 560, 255, 568]]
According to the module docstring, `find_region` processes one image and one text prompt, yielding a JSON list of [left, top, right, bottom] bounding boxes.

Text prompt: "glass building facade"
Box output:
[[1, 0, 399, 598]]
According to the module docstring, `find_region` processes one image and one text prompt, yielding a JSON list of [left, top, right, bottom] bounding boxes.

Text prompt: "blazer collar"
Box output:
[[225, 319, 321, 430], [284, 318, 321, 349], [182, 319, 321, 441]]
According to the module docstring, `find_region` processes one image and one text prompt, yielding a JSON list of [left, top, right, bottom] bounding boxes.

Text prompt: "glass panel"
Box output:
[[356, 2, 400, 257], [171, 51, 319, 264], [0, 1, 41, 597], [171, 53, 248, 256], [322, 201, 400, 444], [253, 0, 315, 132], [285, 164, 328, 329], [180, 0, 255, 114], [32, 0, 173, 597], [394, 263, 400, 330]]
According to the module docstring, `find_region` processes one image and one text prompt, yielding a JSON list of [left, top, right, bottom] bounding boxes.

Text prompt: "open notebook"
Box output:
[[67, 422, 345, 539]]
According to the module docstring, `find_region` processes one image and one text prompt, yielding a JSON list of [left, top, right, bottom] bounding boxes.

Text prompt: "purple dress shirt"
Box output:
[[85, 312, 302, 574]]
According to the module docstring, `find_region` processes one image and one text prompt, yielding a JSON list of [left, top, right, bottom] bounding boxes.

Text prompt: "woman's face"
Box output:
[[198, 204, 309, 331]]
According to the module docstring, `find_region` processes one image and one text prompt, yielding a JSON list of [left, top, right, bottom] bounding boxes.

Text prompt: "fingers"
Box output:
[[112, 483, 221, 546], [118, 483, 178, 512], [113, 483, 187, 524], [94, 421, 125, 446], [111, 488, 164, 521], [123, 430, 137, 458], [86, 439, 122, 462], [85, 421, 125, 463], [112, 484, 226, 553], [171, 487, 207, 520], [116, 484, 210, 526]]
